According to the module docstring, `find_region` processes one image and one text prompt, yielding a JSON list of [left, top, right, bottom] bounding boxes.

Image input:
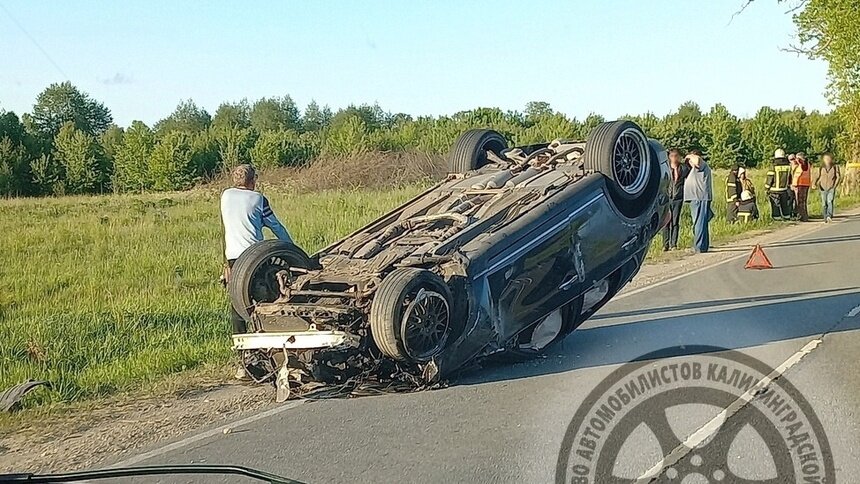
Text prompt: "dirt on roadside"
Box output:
[[1, 210, 855, 475]]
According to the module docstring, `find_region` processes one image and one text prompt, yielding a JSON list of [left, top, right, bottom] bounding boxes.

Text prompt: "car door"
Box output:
[[486, 196, 601, 339]]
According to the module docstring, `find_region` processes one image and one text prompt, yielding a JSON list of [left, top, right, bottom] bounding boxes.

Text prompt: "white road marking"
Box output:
[[108, 400, 306, 468], [635, 338, 823, 483], [847, 305, 860, 318]]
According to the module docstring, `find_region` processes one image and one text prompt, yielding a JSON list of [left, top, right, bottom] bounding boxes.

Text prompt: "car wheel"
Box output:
[[228, 240, 314, 324], [447, 129, 508, 174], [584, 120, 660, 218], [370, 268, 453, 363], [496, 297, 583, 363]]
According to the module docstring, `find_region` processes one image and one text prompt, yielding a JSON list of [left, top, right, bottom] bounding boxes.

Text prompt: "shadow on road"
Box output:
[[586, 287, 853, 322], [456, 287, 860, 386]]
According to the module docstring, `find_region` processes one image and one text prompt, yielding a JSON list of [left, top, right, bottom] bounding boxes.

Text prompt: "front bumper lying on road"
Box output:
[[231, 330, 357, 351]]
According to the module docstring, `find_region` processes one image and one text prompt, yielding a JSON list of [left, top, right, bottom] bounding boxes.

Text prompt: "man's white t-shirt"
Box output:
[[220, 187, 292, 260]]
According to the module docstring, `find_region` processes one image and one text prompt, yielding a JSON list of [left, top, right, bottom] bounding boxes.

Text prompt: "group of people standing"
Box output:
[[662, 148, 843, 255], [761, 149, 841, 223]]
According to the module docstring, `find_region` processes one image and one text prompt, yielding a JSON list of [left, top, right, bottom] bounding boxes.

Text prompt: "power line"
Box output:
[[0, 2, 68, 80]]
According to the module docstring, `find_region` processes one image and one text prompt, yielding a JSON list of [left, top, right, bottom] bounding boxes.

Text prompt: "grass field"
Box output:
[[1, 169, 858, 409]]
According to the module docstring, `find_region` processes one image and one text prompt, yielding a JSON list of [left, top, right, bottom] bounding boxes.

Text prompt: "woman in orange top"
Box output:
[[792, 152, 812, 221]]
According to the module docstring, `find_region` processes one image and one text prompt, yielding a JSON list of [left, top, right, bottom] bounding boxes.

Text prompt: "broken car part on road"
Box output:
[[227, 121, 671, 400]]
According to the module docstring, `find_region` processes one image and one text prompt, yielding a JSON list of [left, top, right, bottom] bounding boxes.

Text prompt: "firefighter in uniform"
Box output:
[[765, 149, 792, 220], [725, 165, 742, 223], [737, 167, 759, 222]]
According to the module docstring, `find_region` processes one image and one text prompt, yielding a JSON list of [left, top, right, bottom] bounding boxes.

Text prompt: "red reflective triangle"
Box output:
[[745, 244, 773, 270]]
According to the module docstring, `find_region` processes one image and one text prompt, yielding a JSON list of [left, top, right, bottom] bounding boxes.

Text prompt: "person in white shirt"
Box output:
[[220, 164, 294, 378]]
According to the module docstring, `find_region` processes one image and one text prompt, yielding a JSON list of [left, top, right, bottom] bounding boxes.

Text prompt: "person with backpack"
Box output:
[[814, 153, 841, 223], [792, 152, 812, 222]]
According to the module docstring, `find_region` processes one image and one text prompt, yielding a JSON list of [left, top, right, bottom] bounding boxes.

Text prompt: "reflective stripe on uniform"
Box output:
[[771, 165, 790, 191]]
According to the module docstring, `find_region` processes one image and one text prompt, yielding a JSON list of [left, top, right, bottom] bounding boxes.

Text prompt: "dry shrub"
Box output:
[[290, 151, 446, 192], [200, 151, 446, 193]]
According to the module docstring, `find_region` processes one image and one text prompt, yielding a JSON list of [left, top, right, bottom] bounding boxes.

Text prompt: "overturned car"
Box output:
[[228, 120, 670, 400]]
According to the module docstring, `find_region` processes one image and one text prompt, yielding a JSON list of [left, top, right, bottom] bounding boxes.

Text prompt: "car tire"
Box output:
[[584, 120, 660, 218], [495, 297, 582, 363], [228, 240, 314, 324], [447, 129, 508, 173], [370, 268, 453, 363]]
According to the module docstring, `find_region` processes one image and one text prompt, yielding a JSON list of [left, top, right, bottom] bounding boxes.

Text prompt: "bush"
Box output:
[[52, 122, 108, 194], [148, 132, 195, 191], [250, 130, 317, 168]]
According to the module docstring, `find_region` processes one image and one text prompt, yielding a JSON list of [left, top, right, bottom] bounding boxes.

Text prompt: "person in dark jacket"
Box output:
[[765, 149, 792, 220], [662, 149, 689, 251], [725, 165, 742, 223]]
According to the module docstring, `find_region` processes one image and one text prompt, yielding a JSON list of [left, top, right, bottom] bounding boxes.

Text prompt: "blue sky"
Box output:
[[0, 1, 831, 127]]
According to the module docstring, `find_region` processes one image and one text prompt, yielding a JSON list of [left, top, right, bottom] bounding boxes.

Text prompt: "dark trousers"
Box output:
[[737, 200, 759, 220], [768, 191, 791, 220], [726, 201, 738, 223], [227, 259, 246, 334], [795, 186, 809, 221], [662, 200, 683, 250]]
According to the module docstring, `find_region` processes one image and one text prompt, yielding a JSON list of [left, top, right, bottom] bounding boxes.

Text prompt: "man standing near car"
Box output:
[[662, 149, 689, 251], [683, 150, 713, 253], [815, 153, 841, 222], [221, 164, 294, 379]]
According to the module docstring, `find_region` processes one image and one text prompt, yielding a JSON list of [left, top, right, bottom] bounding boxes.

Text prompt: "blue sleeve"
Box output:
[[261, 197, 293, 243]]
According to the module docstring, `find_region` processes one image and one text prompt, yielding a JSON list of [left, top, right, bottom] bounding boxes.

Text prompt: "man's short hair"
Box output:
[[668, 148, 682, 156], [688, 149, 702, 157], [232, 164, 257, 187]]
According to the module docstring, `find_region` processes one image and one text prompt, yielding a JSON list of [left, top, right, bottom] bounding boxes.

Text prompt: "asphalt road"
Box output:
[[110, 214, 860, 483]]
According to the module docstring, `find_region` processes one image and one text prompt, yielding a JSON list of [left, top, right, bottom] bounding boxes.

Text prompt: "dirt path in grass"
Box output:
[[1, 212, 856, 475]]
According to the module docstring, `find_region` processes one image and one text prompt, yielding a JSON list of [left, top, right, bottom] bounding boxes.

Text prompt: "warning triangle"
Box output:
[[745, 244, 773, 270]]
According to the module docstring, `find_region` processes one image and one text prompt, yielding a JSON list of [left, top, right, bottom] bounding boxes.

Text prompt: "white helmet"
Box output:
[[774, 148, 786, 159]]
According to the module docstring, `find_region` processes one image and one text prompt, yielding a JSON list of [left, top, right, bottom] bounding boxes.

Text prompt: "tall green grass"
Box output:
[[1, 170, 857, 408], [0, 185, 424, 406]]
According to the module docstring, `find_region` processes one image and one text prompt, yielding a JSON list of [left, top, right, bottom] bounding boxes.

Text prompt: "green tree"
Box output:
[[100, 124, 125, 163], [742, 106, 789, 166], [250, 96, 301, 132], [790, 0, 860, 159], [29, 154, 61, 196], [0, 137, 30, 196], [323, 115, 371, 156], [250, 130, 315, 168], [148, 132, 195, 191], [655, 101, 705, 152], [702, 104, 745, 168], [302, 100, 332, 132], [216, 127, 257, 171], [212, 100, 251, 132], [113, 121, 155, 192], [27, 82, 112, 138], [52, 122, 106, 194], [154, 100, 211, 136]]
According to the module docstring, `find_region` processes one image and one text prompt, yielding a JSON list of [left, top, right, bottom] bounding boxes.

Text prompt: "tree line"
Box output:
[[0, 81, 849, 197]]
